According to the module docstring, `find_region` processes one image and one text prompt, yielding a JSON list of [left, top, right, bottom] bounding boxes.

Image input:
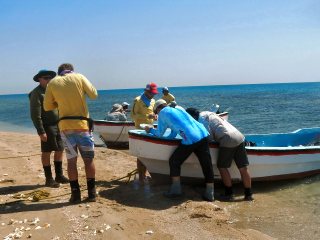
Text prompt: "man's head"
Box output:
[[110, 104, 124, 113], [122, 102, 130, 110], [33, 69, 56, 82], [153, 99, 167, 114], [186, 108, 200, 121], [144, 82, 159, 99], [58, 63, 74, 76], [162, 87, 169, 95]]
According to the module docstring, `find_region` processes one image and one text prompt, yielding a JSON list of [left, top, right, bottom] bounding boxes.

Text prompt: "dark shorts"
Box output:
[[217, 142, 249, 169], [41, 125, 64, 152]]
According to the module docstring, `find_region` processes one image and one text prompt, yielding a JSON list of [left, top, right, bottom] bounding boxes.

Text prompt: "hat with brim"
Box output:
[[153, 99, 167, 112], [145, 82, 159, 94], [33, 69, 56, 82], [110, 104, 123, 113]]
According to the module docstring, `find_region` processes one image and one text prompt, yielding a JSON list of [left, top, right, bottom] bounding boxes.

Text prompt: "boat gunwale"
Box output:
[[129, 131, 320, 155]]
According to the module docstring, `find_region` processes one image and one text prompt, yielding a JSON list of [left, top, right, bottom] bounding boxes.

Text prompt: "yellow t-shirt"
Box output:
[[131, 96, 155, 129], [44, 73, 98, 131], [161, 93, 175, 104]]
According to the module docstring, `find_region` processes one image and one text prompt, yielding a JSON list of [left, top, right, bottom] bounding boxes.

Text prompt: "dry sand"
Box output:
[[0, 131, 275, 240]]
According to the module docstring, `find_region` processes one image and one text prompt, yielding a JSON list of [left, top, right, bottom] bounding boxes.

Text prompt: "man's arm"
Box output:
[[43, 84, 58, 111], [82, 75, 98, 99], [29, 92, 45, 135]]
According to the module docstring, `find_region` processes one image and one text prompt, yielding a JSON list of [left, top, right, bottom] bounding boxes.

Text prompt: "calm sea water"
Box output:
[[0, 82, 319, 239]]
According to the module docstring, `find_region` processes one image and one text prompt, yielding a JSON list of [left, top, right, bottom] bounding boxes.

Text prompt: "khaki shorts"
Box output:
[[41, 125, 64, 152], [217, 142, 249, 169]]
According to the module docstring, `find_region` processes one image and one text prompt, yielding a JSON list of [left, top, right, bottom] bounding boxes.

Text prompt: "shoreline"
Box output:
[[0, 131, 277, 240]]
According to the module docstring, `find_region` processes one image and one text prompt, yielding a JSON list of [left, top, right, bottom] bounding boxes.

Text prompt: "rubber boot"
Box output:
[[54, 161, 69, 184], [69, 180, 81, 204], [219, 186, 234, 201], [163, 180, 182, 199], [44, 165, 60, 188], [244, 188, 254, 201], [86, 178, 96, 202], [203, 183, 214, 202]]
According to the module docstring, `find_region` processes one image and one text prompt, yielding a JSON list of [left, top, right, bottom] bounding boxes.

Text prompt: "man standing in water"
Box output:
[[44, 63, 98, 203], [29, 69, 69, 188], [131, 83, 158, 183]]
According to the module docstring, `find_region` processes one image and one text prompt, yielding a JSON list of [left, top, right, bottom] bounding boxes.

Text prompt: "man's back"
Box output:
[[44, 73, 98, 131], [156, 107, 208, 145], [199, 111, 244, 147]]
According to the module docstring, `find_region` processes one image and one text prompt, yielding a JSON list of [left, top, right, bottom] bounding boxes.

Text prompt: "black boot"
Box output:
[[69, 180, 81, 204], [43, 165, 60, 188], [86, 178, 96, 202], [244, 188, 254, 201], [219, 186, 234, 201], [54, 161, 69, 184]]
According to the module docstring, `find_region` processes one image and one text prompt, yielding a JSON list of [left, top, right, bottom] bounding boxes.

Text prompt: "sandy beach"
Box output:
[[0, 131, 276, 240]]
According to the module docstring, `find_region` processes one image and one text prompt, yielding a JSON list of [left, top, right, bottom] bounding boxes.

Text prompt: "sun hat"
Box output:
[[145, 82, 159, 94], [122, 102, 130, 107], [33, 69, 56, 82], [110, 104, 123, 113], [153, 99, 167, 112], [162, 87, 169, 92]]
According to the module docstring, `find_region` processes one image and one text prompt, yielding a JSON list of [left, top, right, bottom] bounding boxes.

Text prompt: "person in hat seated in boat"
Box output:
[[186, 108, 253, 201], [121, 102, 131, 113], [29, 69, 69, 188], [144, 99, 214, 202], [105, 104, 127, 121], [131, 83, 159, 184], [161, 87, 175, 104]]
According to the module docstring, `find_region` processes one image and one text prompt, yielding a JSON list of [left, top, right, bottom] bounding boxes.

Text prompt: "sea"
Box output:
[[0, 82, 319, 239]]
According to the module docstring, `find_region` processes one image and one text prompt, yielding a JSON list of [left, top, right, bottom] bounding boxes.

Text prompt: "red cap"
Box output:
[[145, 82, 159, 94]]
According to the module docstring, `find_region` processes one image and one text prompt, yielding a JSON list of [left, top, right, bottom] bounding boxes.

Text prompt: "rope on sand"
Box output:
[[113, 168, 138, 183], [0, 153, 41, 159]]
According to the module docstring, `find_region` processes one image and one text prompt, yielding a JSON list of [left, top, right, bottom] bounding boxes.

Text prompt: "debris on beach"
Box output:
[[146, 230, 154, 235], [12, 190, 50, 202], [104, 224, 111, 230]]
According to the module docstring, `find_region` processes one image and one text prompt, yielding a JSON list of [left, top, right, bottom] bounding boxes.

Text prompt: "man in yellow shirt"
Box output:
[[161, 87, 175, 104], [44, 63, 98, 203], [131, 83, 158, 182]]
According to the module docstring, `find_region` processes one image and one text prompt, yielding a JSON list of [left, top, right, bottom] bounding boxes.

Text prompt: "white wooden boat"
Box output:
[[93, 120, 135, 147], [94, 112, 229, 147], [128, 127, 320, 182]]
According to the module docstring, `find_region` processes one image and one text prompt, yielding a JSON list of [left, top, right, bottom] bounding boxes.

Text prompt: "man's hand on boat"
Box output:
[[144, 125, 153, 133]]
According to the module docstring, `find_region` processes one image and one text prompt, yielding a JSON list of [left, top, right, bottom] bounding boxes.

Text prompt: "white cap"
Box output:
[[122, 102, 130, 106], [153, 99, 167, 111]]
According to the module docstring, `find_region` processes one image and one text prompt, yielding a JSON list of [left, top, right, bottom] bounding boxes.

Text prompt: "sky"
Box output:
[[0, 0, 319, 94]]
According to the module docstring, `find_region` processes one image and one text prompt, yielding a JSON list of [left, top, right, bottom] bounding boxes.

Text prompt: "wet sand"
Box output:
[[0, 131, 307, 239]]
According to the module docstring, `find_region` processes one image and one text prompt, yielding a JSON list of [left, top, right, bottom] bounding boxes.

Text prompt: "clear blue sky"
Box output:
[[1, 0, 319, 94]]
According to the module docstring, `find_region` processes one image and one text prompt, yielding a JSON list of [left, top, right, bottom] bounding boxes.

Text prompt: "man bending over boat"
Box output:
[[186, 108, 253, 201], [144, 99, 214, 201]]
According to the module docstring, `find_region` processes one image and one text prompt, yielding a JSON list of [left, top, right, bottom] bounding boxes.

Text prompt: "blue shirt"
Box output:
[[150, 106, 209, 145]]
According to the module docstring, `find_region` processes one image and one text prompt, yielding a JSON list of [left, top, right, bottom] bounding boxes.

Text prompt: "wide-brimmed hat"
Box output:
[[33, 69, 56, 82], [145, 82, 159, 94], [153, 99, 167, 112], [110, 104, 123, 113]]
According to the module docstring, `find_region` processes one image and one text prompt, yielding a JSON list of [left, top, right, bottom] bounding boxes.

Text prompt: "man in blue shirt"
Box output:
[[144, 99, 214, 201]]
